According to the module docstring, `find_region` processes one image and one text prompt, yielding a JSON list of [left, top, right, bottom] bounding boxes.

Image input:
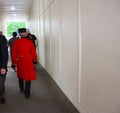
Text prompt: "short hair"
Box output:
[[0, 31, 3, 34], [12, 32, 17, 36]]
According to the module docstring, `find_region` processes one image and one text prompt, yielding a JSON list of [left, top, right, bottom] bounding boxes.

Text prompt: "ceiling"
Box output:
[[0, 0, 33, 21]]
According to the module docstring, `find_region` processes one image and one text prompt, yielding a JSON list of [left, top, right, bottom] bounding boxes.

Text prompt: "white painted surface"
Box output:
[[80, 0, 120, 113], [50, 0, 61, 82], [28, 0, 84, 113], [61, 0, 79, 103], [44, 0, 50, 10], [28, 0, 120, 113], [44, 8, 51, 73]]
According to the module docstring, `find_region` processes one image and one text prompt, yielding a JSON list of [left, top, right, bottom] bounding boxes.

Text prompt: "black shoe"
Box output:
[[0, 97, 6, 104], [25, 95, 30, 99]]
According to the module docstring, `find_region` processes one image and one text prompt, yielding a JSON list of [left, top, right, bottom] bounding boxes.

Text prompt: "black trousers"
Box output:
[[18, 78, 31, 97], [0, 74, 6, 98]]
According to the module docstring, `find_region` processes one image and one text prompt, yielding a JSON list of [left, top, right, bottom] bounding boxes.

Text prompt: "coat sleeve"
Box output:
[[0, 36, 8, 69], [12, 42, 17, 64], [31, 43, 37, 62]]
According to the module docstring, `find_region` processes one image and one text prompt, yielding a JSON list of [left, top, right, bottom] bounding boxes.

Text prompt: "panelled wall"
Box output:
[[28, 0, 82, 112], [80, 0, 120, 113], [28, 0, 120, 113]]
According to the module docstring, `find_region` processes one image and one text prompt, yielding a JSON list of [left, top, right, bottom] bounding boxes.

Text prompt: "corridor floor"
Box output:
[[0, 64, 79, 113]]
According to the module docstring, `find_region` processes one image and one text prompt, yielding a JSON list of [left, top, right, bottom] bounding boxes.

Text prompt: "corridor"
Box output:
[[0, 64, 79, 113], [0, 0, 120, 113]]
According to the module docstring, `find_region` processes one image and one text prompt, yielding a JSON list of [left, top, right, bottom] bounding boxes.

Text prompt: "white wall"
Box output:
[[28, 0, 120, 113], [80, 0, 120, 113], [60, 0, 80, 110], [28, 0, 82, 112], [0, 19, 6, 35]]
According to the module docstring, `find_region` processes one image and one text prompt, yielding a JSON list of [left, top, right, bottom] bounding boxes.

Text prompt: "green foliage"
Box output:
[[7, 22, 26, 38]]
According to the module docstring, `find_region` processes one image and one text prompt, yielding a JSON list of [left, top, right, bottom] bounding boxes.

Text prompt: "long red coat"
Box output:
[[12, 38, 37, 81]]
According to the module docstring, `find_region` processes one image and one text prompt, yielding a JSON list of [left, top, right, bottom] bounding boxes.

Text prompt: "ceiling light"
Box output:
[[10, 6, 16, 11]]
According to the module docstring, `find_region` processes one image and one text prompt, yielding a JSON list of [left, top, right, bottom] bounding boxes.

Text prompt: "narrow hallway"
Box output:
[[0, 64, 79, 113]]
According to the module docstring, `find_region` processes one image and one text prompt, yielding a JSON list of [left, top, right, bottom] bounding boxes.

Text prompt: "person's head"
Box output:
[[12, 32, 17, 37], [0, 31, 3, 36], [18, 28, 27, 37]]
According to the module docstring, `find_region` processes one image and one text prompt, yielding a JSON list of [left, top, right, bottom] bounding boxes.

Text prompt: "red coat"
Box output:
[[12, 38, 37, 81]]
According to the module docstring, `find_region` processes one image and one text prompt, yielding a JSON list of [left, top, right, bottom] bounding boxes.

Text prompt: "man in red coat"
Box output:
[[12, 28, 38, 98]]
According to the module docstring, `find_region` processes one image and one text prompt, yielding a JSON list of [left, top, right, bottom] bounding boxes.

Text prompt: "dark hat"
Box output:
[[18, 28, 26, 33]]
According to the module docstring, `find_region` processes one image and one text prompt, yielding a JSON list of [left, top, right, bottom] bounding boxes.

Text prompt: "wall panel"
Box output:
[[61, 0, 79, 101], [39, 15, 46, 68], [44, 8, 51, 73], [80, 0, 120, 113], [50, 0, 61, 82], [44, 0, 50, 10]]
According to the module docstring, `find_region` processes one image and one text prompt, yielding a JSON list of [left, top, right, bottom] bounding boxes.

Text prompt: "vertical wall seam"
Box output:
[[78, 0, 82, 104]]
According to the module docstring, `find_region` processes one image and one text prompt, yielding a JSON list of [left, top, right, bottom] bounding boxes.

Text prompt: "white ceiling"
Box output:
[[0, 0, 33, 21]]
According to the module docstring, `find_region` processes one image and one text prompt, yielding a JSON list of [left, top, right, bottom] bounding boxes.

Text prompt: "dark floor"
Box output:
[[0, 64, 80, 113]]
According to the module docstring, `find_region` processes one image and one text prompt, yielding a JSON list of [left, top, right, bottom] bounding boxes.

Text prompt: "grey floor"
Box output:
[[0, 64, 80, 113]]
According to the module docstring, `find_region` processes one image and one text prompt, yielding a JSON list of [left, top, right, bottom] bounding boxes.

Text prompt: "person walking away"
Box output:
[[8, 32, 18, 71], [26, 29, 38, 48], [12, 28, 38, 99], [0, 31, 8, 104]]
